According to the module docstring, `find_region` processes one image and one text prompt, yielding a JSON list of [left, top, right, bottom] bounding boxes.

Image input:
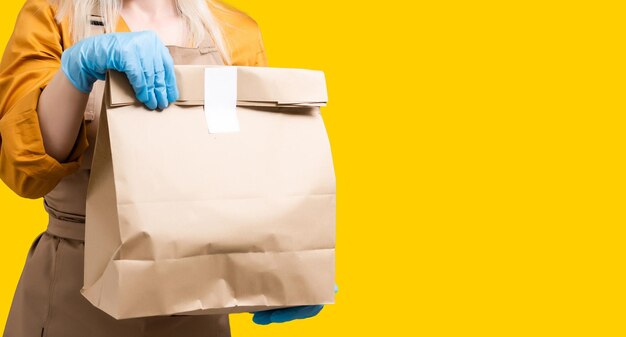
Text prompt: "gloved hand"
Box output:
[[61, 31, 178, 110], [252, 284, 338, 325]]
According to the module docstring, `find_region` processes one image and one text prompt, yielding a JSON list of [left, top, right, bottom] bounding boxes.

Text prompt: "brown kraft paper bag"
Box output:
[[81, 65, 336, 319]]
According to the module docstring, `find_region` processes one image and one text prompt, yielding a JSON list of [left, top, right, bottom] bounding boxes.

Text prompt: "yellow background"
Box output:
[[1, 0, 625, 336]]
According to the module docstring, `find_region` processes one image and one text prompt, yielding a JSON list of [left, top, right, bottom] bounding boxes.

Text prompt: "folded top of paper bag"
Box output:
[[106, 65, 328, 108]]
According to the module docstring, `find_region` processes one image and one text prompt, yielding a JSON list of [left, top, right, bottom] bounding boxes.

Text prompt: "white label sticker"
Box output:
[[204, 67, 239, 133]]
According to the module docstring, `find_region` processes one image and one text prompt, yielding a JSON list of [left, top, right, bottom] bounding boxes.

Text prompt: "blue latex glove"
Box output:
[[61, 31, 178, 110], [252, 284, 338, 325]]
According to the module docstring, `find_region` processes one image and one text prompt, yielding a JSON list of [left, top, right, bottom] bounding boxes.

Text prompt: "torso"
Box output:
[[44, 14, 225, 218]]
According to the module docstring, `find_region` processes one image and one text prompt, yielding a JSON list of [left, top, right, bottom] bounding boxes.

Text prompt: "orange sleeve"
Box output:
[[0, 0, 89, 199], [208, 0, 268, 66]]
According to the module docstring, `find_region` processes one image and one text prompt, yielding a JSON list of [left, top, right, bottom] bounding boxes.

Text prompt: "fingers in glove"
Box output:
[[153, 45, 169, 109], [161, 45, 179, 103], [123, 60, 151, 108], [139, 54, 158, 110], [252, 305, 324, 325], [252, 311, 273, 325], [272, 305, 324, 323]]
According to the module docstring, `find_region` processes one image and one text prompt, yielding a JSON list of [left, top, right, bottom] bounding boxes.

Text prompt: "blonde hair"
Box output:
[[50, 0, 232, 64]]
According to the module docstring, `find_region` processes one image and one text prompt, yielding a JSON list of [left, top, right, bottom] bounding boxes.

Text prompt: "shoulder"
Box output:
[[2, 0, 67, 58], [19, 0, 59, 20], [12, 0, 72, 49], [206, 0, 260, 29], [15, 0, 57, 23], [206, 0, 264, 65]]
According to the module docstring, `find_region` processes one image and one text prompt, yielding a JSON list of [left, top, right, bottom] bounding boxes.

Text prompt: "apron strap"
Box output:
[[197, 33, 217, 53]]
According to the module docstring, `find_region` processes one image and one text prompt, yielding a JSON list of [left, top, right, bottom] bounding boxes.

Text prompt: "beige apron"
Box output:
[[2, 23, 231, 337]]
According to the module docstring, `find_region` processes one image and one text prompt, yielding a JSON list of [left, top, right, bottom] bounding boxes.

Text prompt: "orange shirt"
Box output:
[[0, 0, 268, 199]]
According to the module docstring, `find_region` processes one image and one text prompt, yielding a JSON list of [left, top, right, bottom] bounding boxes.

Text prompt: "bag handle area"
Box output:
[[106, 65, 328, 108]]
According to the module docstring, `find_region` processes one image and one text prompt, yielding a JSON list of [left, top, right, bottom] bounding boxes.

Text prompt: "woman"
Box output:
[[0, 0, 325, 336]]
